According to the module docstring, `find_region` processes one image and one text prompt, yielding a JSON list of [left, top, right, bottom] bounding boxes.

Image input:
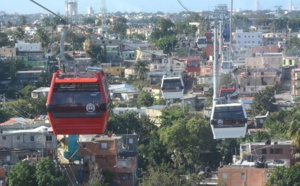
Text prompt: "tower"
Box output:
[[255, 0, 259, 11], [65, 0, 78, 24], [100, 0, 108, 36], [289, 0, 293, 11]]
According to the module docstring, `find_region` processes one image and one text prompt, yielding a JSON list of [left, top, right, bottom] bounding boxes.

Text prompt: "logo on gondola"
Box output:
[[86, 103, 95, 112], [217, 119, 224, 125]]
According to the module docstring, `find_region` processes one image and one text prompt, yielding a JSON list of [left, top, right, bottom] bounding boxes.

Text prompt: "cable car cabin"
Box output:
[[186, 57, 200, 73], [46, 69, 110, 135], [161, 75, 184, 99], [219, 85, 237, 99], [210, 102, 247, 139], [220, 61, 233, 74], [196, 37, 207, 48]]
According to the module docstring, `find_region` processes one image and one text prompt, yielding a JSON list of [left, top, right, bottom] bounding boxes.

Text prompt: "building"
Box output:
[[218, 140, 294, 186], [79, 134, 138, 186], [0, 123, 56, 165], [31, 87, 50, 99], [15, 41, 42, 52], [291, 68, 300, 100], [235, 29, 263, 49], [0, 47, 16, 58]]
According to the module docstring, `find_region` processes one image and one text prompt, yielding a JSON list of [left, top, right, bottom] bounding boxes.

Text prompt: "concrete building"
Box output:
[[0, 125, 56, 165], [218, 140, 295, 186], [0, 47, 16, 58], [79, 134, 138, 186], [291, 68, 300, 100], [31, 87, 50, 99], [15, 41, 42, 52], [235, 29, 263, 49]]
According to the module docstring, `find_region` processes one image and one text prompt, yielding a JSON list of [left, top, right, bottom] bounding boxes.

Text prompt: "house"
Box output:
[[31, 87, 50, 99], [218, 140, 294, 186], [291, 68, 300, 101], [0, 125, 56, 165], [0, 47, 16, 58], [79, 134, 138, 186]]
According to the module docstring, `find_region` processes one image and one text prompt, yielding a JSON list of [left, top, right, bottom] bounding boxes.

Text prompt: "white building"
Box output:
[[234, 29, 262, 49], [15, 41, 42, 52], [87, 6, 94, 16]]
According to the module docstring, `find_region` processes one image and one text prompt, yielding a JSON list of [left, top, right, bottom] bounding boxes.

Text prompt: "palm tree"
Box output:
[[133, 61, 149, 80], [33, 28, 50, 49], [13, 27, 25, 41]]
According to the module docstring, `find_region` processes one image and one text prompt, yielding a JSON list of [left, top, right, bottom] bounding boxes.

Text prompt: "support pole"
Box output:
[[213, 21, 219, 100]]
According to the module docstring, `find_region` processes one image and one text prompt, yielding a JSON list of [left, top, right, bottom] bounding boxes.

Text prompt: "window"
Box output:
[[241, 172, 246, 179], [46, 136, 52, 142], [129, 138, 133, 144], [262, 149, 267, 154], [2, 136, 6, 140], [82, 144, 86, 148], [30, 136, 35, 142], [270, 148, 283, 154], [100, 142, 108, 149], [221, 172, 227, 179]]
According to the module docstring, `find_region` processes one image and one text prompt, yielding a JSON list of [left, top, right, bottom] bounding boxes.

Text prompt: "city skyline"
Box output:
[[0, 0, 298, 14]]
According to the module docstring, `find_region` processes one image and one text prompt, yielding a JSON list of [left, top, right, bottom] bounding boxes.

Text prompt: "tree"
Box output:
[[36, 157, 67, 186], [251, 86, 276, 115], [155, 36, 178, 56], [219, 74, 233, 86], [137, 90, 154, 107], [288, 119, 300, 148], [0, 32, 9, 47], [19, 15, 27, 26], [13, 27, 25, 41], [266, 164, 300, 186], [133, 61, 149, 80], [86, 44, 106, 64], [33, 28, 50, 49], [18, 85, 37, 99], [140, 164, 183, 186], [112, 22, 128, 38], [6, 161, 37, 186]]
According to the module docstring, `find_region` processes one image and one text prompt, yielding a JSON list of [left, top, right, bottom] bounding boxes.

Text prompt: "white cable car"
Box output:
[[220, 61, 233, 74], [210, 101, 247, 139], [161, 74, 184, 99]]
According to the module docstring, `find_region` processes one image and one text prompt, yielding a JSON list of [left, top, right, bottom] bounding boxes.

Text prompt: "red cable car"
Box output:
[[186, 57, 200, 73], [219, 84, 237, 98], [46, 67, 110, 135]]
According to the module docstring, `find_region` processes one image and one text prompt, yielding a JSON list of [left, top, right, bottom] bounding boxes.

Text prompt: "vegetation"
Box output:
[[266, 164, 300, 186], [251, 86, 276, 116], [86, 44, 107, 64], [133, 61, 149, 80], [6, 158, 67, 186], [137, 90, 155, 107]]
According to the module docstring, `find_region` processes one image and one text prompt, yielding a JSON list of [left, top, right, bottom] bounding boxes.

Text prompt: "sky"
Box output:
[[0, 0, 298, 14]]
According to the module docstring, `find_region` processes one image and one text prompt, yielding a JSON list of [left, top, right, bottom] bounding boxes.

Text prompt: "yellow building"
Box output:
[[102, 66, 124, 76]]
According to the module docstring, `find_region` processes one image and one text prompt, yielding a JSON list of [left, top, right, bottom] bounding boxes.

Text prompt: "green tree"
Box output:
[[0, 109, 11, 123], [0, 32, 9, 47], [33, 28, 50, 49], [36, 157, 67, 186], [13, 27, 25, 41], [19, 15, 27, 26], [155, 36, 178, 56], [263, 109, 292, 139], [137, 90, 154, 107], [6, 161, 37, 186], [140, 164, 183, 186], [83, 17, 96, 25], [266, 164, 300, 186], [66, 30, 86, 51], [288, 119, 300, 148], [219, 74, 233, 86], [133, 61, 149, 80], [18, 85, 37, 99], [251, 86, 276, 115], [112, 22, 128, 37], [86, 44, 107, 64]]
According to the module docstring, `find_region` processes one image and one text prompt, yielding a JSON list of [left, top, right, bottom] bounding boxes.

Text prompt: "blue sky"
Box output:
[[0, 0, 297, 14]]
